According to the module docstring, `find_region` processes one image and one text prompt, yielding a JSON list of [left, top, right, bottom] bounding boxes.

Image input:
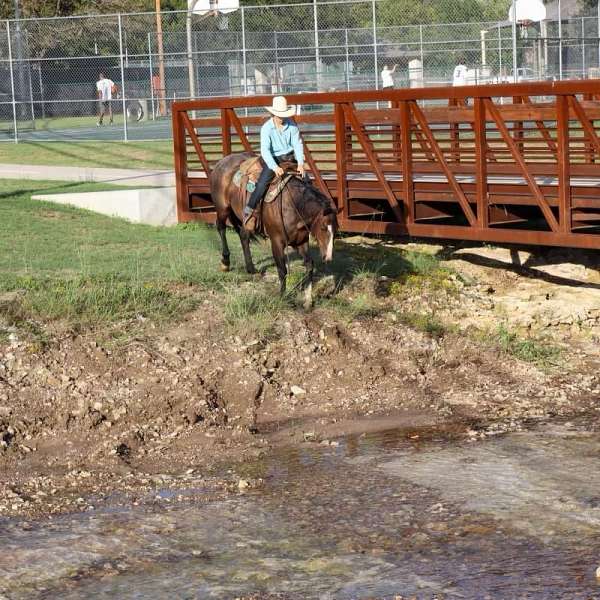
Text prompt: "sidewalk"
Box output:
[[0, 163, 175, 187]]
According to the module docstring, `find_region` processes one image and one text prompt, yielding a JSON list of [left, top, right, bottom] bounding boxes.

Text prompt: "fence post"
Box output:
[[511, 0, 518, 82], [558, 0, 563, 80], [241, 6, 248, 96], [148, 32, 155, 120], [345, 28, 350, 91], [313, 0, 320, 91], [6, 21, 18, 143], [582, 17, 585, 77], [372, 0, 379, 89], [118, 13, 128, 142], [419, 24, 424, 76], [498, 23, 502, 77]]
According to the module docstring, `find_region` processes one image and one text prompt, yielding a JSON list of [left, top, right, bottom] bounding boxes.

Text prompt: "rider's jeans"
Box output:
[[247, 152, 295, 210]]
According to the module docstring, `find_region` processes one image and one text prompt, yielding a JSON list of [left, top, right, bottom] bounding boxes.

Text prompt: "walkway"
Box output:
[[0, 163, 175, 187]]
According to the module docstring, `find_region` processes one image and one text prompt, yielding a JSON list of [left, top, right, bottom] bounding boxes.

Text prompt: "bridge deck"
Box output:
[[173, 81, 600, 250]]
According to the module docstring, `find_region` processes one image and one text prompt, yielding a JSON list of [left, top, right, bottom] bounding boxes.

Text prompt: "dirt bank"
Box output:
[[1, 240, 599, 519]]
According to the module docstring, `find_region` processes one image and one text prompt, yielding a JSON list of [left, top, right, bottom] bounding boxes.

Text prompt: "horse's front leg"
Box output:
[[297, 242, 314, 310], [270, 235, 287, 296]]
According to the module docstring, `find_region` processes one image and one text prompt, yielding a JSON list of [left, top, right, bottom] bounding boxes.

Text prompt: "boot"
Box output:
[[243, 205, 257, 233]]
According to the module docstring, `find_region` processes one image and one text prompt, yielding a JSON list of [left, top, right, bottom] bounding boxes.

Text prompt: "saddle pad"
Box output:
[[233, 170, 256, 193]]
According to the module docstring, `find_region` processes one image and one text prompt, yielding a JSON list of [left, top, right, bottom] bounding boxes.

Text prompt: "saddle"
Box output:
[[233, 156, 295, 232]]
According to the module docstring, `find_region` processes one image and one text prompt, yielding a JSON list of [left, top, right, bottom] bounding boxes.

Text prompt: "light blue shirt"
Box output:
[[260, 117, 304, 170]]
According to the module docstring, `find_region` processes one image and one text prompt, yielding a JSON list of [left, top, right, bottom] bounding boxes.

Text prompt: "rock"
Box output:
[[290, 385, 306, 397], [596, 566, 600, 580], [238, 479, 250, 491]]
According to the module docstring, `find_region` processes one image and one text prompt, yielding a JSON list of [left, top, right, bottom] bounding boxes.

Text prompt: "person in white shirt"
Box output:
[[381, 64, 398, 89], [96, 71, 115, 126]]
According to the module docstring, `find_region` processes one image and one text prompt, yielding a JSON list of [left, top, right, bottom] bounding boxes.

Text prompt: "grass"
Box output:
[[493, 324, 561, 366], [223, 287, 289, 340], [0, 140, 174, 170], [0, 179, 270, 335]]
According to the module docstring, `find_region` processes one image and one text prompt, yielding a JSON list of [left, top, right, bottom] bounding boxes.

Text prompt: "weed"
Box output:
[[324, 293, 380, 322], [397, 311, 448, 338], [224, 286, 287, 340], [494, 324, 561, 366]]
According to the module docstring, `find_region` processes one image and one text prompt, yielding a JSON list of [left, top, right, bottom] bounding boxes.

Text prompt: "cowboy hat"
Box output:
[[265, 96, 296, 118]]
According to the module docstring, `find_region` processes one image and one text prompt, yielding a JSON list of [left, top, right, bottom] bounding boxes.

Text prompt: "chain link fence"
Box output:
[[1, 0, 600, 142]]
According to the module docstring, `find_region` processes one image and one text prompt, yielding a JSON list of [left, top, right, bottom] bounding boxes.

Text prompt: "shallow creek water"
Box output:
[[2, 419, 600, 599]]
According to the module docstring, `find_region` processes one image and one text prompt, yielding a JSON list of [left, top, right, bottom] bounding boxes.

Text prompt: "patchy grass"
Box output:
[[0, 140, 174, 170], [397, 311, 448, 338], [493, 324, 562, 366], [0, 179, 270, 335], [223, 286, 288, 340]]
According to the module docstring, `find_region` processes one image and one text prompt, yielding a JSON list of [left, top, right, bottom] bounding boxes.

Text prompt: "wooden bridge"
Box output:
[[173, 80, 600, 250]]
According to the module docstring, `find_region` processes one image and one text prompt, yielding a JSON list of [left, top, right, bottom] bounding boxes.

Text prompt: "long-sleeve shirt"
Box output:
[[260, 117, 304, 170]]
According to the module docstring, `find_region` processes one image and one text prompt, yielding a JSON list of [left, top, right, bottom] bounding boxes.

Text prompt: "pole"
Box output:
[[345, 27, 350, 91], [118, 14, 128, 142], [313, 0, 320, 91], [13, 0, 27, 120], [582, 17, 585, 77], [511, 0, 518, 82], [148, 32, 156, 120], [186, 7, 196, 99], [372, 0, 379, 89], [558, 0, 563, 80], [274, 32, 280, 93], [27, 51, 34, 121], [37, 63, 45, 119], [6, 21, 18, 143], [498, 23, 503, 78], [598, 2, 600, 71], [241, 6, 248, 96], [419, 24, 424, 72], [155, 0, 166, 116]]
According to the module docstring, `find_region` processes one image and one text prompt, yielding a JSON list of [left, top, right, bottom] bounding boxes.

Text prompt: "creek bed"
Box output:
[[2, 419, 600, 599]]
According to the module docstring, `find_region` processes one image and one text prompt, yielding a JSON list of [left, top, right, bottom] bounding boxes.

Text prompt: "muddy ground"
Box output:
[[1, 240, 599, 519]]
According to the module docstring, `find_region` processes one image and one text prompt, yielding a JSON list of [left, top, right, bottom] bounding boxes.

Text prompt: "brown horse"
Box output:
[[210, 152, 338, 306]]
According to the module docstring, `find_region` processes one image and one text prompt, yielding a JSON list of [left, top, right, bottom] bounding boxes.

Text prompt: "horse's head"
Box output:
[[311, 204, 338, 263]]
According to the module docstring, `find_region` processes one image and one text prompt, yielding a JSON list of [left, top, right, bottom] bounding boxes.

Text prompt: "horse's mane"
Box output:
[[290, 177, 335, 216]]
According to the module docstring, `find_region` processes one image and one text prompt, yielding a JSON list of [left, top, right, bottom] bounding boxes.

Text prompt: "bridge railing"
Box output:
[[173, 80, 600, 250]]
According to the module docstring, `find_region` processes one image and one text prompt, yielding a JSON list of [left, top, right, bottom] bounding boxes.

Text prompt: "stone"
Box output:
[[290, 385, 306, 397]]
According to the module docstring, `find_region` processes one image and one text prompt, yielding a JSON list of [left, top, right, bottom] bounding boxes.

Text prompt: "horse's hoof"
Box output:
[[220, 262, 231, 272]]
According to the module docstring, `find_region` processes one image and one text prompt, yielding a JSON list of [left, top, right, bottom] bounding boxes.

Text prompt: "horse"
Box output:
[[209, 152, 338, 307]]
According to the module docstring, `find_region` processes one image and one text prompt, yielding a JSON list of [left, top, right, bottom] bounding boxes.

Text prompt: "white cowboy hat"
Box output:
[[265, 96, 296, 118]]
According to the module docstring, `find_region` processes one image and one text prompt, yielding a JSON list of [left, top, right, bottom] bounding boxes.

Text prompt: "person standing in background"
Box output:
[[96, 71, 115, 126], [380, 64, 398, 90]]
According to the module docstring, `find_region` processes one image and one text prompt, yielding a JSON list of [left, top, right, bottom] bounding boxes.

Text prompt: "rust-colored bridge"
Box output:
[[173, 81, 600, 250]]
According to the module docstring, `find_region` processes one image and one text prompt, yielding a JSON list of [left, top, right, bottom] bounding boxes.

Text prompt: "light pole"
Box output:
[[187, 0, 218, 100]]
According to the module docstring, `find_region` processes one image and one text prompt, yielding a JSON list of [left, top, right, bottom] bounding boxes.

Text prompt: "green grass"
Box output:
[[0, 179, 270, 333], [223, 287, 288, 340], [493, 324, 561, 366], [0, 140, 174, 170]]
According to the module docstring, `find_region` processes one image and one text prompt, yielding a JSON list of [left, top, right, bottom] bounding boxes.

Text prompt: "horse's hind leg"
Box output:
[[232, 220, 256, 274], [298, 242, 314, 310], [216, 215, 231, 272]]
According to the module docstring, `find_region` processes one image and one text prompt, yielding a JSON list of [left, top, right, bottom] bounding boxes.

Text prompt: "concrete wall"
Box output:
[[32, 187, 177, 226]]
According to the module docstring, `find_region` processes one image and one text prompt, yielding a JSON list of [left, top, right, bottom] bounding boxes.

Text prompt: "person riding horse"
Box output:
[[242, 96, 308, 233]]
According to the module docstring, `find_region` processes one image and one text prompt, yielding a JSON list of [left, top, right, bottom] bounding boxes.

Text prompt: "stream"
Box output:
[[2, 418, 600, 599]]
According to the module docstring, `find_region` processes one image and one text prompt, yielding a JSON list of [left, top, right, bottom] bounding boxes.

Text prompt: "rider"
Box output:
[[243, 96, 307, 232]]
